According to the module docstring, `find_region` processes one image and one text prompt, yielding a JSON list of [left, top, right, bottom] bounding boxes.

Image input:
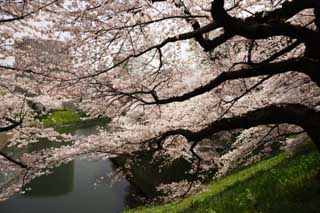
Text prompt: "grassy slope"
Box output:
[[40, 110, 82, 127], [126, 147, 320, 213], [38, 109, 110, 134]]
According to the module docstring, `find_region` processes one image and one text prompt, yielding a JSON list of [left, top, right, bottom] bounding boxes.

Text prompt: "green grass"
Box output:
[[54, 117, 110, 134], [36, 109, 110, 135], [126, 146, 320, 213], [40, 110, 82, 127]]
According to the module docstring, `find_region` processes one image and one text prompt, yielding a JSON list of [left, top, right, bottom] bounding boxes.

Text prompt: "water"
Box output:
[[0, 158, 141, 213], [0, 119, 142, 213], [0, 118, 201, 213]]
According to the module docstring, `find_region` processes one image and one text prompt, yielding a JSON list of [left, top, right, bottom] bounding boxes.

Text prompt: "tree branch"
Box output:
[[147, 57, 319, 105], [155, 103, 320, 151], [0, 152, 27, 168], [0, 117, 22, 132], [211, 0, 318, 44]]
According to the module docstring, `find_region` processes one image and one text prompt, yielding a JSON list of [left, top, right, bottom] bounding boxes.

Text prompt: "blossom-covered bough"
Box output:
[[1, 0, 320, 201], [145, 0, 320, 150]]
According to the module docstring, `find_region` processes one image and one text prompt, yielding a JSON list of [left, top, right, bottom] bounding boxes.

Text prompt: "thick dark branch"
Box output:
[[201, 32, 234, 52], [0, 117, 22, 132], [255, 0, 316, 21], [190, 104, 320, 142], [211, 0, 319, 45], [176, 1, 233, 52], [161, 0, 299, 53], [157, 103, 320, 151], [148, 57, 319, 105]]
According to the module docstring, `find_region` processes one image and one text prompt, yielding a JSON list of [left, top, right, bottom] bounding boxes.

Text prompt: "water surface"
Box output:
[[0, 119, 141, 213]]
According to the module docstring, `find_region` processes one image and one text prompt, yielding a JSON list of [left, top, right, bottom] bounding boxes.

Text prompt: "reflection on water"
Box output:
[[25, 161, 75, 197], [0, 157, 141, 213], [0, 118, 142, 213]]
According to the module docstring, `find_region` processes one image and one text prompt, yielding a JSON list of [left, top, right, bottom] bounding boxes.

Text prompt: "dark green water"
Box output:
[[0, 157, 141, 213], [0, 119, 142, 213]]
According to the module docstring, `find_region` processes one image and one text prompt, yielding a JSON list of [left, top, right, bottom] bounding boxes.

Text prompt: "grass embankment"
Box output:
[[38, 109, 110, 134], [40, 110, 82, 127], [127, 146, 320, 213]]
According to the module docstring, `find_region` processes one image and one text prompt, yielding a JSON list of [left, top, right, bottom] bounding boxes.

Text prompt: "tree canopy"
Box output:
[[0, 0, 320, 201]]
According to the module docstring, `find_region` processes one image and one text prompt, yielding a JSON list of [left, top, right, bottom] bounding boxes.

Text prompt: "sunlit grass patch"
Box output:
[[40, 110, 81, 127]]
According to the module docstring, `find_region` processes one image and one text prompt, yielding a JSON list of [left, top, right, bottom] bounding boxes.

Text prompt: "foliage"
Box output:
[[127, 146, 320, 213]]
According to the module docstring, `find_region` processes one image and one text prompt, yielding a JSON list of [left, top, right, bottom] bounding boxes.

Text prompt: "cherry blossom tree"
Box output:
[[51, 0, 320, 162], [1, 0, 320, 201]]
